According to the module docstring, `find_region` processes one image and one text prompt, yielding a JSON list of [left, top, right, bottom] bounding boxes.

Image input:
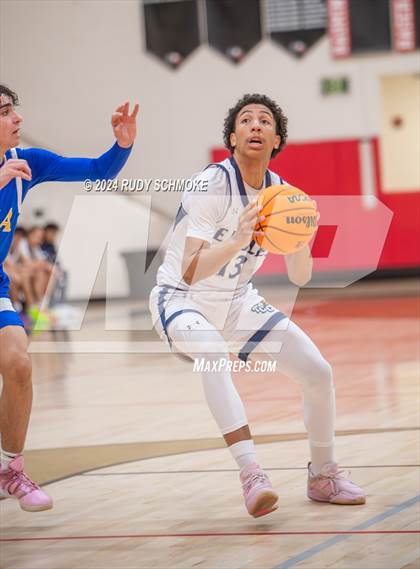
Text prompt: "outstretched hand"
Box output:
[[111, 102, 139, 148]]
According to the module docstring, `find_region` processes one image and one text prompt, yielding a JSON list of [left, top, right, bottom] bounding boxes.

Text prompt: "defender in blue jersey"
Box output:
[[0, 84, 139, 510]]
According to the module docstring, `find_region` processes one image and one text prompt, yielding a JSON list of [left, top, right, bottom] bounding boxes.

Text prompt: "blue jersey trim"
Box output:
[[203, 163, 233, 220], [157, 286, 171, 342], [229, 157, 248, 207], [237, 311, 287, 362], [229, 157, 275, 207], [173, 204, 188, 230], [165, 308, 206, 331], [156, 287, 206, 347]]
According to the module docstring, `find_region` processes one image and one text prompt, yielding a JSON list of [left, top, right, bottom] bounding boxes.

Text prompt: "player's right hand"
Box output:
[[231, 200, 265, 250], [0, 159, 32, 190]]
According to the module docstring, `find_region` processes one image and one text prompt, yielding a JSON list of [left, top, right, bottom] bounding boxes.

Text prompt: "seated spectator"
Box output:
[[6, 223, 70, 332], [42, 222, 68, 305], [41, 222, 60, 264], [4, 256, 35, 309], [9, 226, 28, 264], [24, 226, 55, 307], [5, 228, 36, 329], [7, 227, 38, 307]]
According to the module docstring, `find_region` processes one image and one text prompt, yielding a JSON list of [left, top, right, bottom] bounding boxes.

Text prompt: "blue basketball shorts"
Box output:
[[0, 269, 24, 329]]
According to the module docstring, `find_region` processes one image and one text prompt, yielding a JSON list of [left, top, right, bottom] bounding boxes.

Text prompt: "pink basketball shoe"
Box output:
[[240, 462, 279, 518], [0, 455, 53, 512], [307, 462, 366, 505]]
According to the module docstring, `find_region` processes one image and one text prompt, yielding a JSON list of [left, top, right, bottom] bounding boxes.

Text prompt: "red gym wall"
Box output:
[[212, 139, 420, 275]]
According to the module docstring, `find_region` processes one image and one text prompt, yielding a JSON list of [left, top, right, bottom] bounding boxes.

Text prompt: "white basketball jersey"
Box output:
[[156, 157, 284, 296]]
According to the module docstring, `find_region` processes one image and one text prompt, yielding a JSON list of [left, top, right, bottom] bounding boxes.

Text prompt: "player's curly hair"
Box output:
[[0, 84, 19, 106], [223, 93, 288, 158]]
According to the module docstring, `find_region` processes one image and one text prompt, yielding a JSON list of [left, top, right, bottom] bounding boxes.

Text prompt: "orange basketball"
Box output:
[[254, 184, 318, 255]]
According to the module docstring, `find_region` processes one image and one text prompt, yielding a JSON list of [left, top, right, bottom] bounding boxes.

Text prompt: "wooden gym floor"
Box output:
[[0, 279, 419, 569]]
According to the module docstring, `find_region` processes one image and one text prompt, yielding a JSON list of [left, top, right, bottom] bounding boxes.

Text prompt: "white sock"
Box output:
[[0, 448, 19, 470], [229, 440, 257, 469], [310, 443, 335, 475]]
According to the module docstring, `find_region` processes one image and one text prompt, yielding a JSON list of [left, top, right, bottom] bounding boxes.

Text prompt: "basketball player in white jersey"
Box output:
[[150, 94, 365, 518]]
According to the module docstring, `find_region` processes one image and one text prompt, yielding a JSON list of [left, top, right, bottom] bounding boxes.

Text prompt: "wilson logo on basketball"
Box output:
[[286, 195, 311, 203], [286, 215, 317, 229]]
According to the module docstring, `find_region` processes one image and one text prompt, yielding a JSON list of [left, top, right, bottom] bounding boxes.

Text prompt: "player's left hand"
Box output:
[[111, 102, 139, 148]]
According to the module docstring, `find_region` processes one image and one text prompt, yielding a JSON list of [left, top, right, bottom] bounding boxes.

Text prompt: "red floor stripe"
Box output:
[[1, 530, 419, 542]]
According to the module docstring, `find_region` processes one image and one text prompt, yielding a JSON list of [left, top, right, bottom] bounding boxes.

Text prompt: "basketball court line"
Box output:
[[20, 426, 420, 487], [1, 530, 418, 543], [272, 494, 420, 569], [81, 464, 420, 476]]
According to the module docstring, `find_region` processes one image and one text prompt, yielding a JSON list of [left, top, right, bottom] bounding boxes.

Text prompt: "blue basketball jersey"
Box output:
[[0, 142, 131, 297]]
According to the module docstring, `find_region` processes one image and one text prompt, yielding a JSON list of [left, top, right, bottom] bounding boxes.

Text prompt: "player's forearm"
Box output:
[[33, 142, 133, 184], [89, 142, 132, 180], [183, 238, 242, 285], [285, 245, 313, 287]]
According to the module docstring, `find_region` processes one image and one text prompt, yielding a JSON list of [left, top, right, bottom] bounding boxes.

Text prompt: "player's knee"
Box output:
[[172, 328, 228, 360], [308, 357, 333, 390], [4, 352, 32, 386], [197, 343, 229, 360]]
